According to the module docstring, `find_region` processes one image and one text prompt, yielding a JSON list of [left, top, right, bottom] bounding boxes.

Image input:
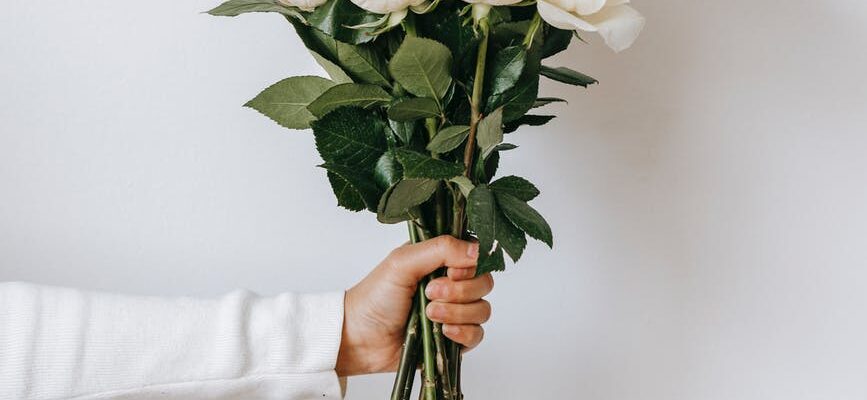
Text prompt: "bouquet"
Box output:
[[208, 0, 643, 398]]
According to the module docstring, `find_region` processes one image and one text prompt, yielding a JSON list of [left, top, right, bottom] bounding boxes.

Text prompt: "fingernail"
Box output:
[[467, 243, 479, 258], [443, 324, 459, 336], [425, 281, 443, 299]]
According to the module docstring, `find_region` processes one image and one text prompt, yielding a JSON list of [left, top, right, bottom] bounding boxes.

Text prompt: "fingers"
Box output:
[[443, 324, 484, 350], [447, 266, 476, 281], [426, 300, 491, 325], [386, 235, 479, 285], [425, 273, 494, 304]]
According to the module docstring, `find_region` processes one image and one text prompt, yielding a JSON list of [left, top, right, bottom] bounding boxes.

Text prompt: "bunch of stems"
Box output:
[[390, 17, 491, 400]]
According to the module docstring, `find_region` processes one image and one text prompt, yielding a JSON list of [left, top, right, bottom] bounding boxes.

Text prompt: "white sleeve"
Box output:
[[0, 282, 346, 400]]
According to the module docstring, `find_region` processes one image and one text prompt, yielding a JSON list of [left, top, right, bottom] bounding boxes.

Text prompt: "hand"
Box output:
[[336, 235, 494, 377]]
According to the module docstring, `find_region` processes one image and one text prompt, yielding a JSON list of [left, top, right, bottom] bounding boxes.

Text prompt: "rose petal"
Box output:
[[583, 4, 645, 52], [351, 0, 423, 14], [281, 0, 327, 11], [537, 0, 598, 32], [463, 0, 523, 5], [605, 0, 630, 6], [573, 0, 607, 15]]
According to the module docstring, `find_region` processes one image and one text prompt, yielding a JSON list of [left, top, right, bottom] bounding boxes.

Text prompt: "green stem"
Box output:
[[402, 13, 417, 36], [432, 320, 454, 400], [391, 294, 420, 400], [393, 223, 424, 400], [417, 275, 437, 400], [424, 97, 456, 400], [462, 18, 489, 178], [406, 222, 437, 400], [448, 19, 491, 400]]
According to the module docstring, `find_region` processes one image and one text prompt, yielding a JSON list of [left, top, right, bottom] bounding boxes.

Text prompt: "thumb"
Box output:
[[386, 235, 479, 285]]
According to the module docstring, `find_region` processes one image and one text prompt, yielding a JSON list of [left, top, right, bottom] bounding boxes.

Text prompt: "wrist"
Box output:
[[336, 288, 376, 376]]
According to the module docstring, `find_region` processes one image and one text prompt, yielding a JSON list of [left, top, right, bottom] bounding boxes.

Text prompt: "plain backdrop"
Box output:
[[3, 1, 867, 399]]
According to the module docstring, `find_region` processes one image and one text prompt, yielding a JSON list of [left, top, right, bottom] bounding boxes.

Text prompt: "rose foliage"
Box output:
[[208, 0, 643, 398]]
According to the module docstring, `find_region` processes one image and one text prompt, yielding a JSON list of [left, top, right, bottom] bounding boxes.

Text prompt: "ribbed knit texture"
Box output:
[[0, 282, 345, 400]]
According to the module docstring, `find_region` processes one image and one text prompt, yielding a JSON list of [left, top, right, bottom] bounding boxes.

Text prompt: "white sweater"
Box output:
[[0, 282, 346, 400]]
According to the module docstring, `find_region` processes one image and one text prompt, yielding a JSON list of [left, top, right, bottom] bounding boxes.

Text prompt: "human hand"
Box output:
[[336, 236, 493, 377]]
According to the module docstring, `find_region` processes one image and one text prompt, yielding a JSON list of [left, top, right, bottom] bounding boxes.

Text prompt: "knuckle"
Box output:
[[384, 248, 403, 270], [452, 282, 468, 300], [435, 235, 456, 250], [386, 247, 403, 262]]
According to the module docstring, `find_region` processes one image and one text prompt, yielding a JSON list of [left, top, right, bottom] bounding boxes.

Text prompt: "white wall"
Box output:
[[3, 1, 867, 398]]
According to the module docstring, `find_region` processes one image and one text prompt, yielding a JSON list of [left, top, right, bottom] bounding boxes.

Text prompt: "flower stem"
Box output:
[[448, 19, 492, 400], [463, 18, 490, 177], [417, 275, 437, 400], [405, 222, 438, 400], [392, 223, 425, 400], [390, 293, 420, 400], [432, 320, 455, 400], [402, 12, 417, 36]]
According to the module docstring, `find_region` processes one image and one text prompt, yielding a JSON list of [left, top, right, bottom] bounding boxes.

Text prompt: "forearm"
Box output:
[[0, 282, 345, 400]]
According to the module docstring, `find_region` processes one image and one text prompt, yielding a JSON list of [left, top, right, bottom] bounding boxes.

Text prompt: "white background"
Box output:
[[3, 1, 867, 398]]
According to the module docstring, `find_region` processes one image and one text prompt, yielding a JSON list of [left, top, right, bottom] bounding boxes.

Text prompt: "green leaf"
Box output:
[[389, 118, 416, 144], [244, 76, 336, 130], [420, 8, 478, 86], [377, 179, 440, 224], [207, 0, 299, 17], [305, 0, 381, 44], [540, 66, 598, 87], [487, 48, 540, 122], [449, 176, 475, 197], [503, 114, 555, 133], [320, 162, 383, 212], [374, 150, 402, 189], [489, 175, 539, 201], [532, 97, 567, 108], [493, 21, 538, 48], [477, 245, 506, 275], [395, 149, 464, 179], [427, 125, 470, 153], [467, 184, 523, 268], [477, 107, 504, 158], [492, 143, 518, 151], [307, 83, 392, 118], [496, 192, 553, 247], [495, 207, 527, 262], [310, 51, 353, 84], [311, 107, 387, 169], [474, 149, 499, 184], [387, 97, 440, 122], [388, 36, 453, 101], [467, 184, 497, 255], [501, 77, 538, 123], [326, 171, 366, 211], [293, 21, 391, 87], [485, 46, 526, 102], [542, 26, 573, 58]]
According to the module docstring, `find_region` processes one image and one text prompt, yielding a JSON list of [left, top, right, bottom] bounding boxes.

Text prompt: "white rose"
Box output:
[[462, 0, 523, 6], [278, 0, 328, 12], [537, 0, 645, 52], [350, 0, 426, 14]]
